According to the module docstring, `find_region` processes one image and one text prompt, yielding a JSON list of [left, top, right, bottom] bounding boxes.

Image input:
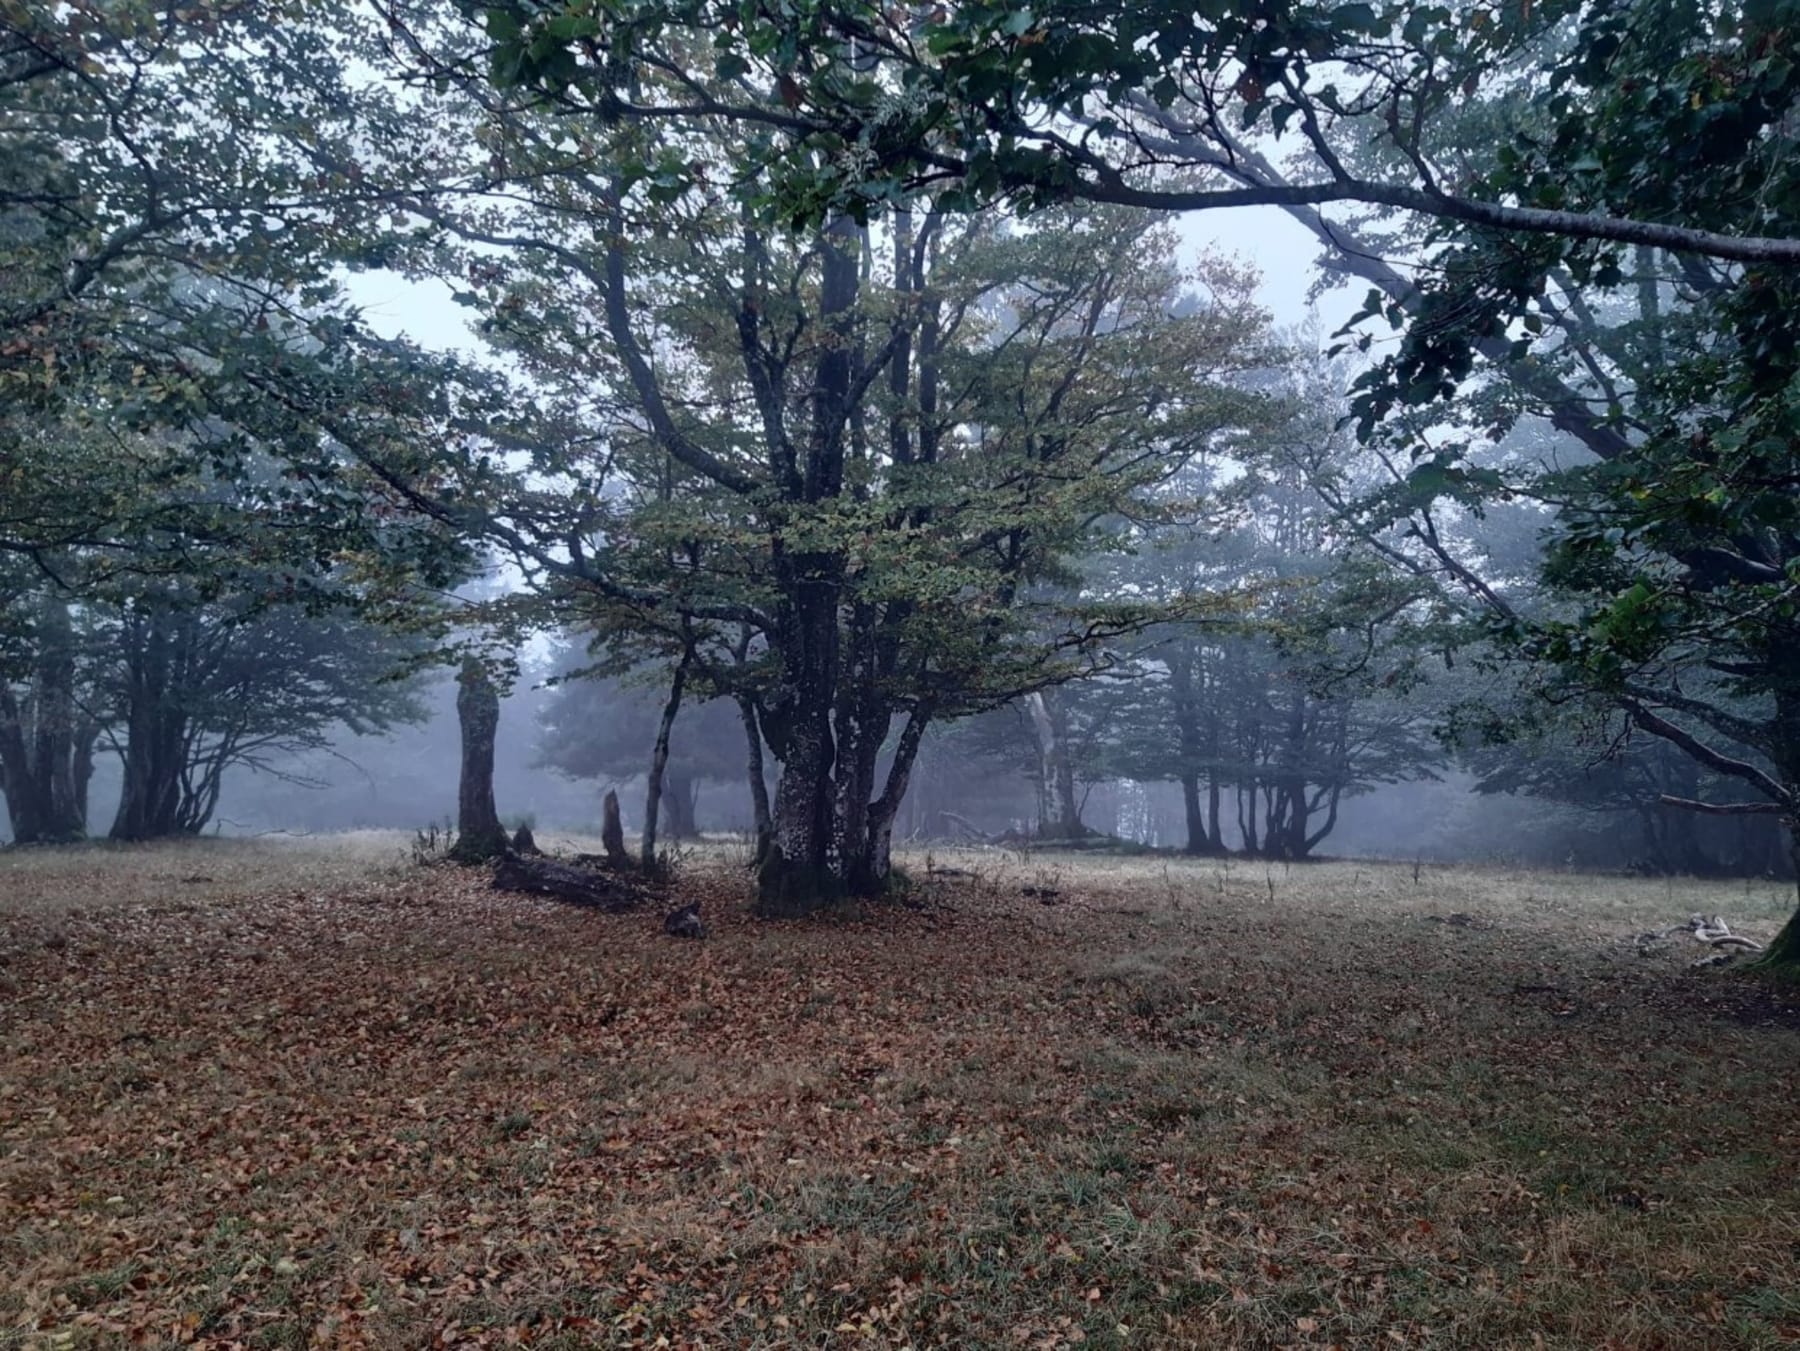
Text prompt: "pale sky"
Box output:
[[345, 203, 1357, 356]]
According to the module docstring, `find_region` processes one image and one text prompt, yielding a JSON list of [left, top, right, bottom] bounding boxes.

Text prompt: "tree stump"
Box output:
[[662, 901, 706, 938], [601, 789, 630, 867]]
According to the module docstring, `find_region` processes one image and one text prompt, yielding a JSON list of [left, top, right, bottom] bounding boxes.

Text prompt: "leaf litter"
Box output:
[[1, 840, 1797, 1348]]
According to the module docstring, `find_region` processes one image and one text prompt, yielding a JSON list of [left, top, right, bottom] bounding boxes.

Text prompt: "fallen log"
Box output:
[[939, 811, 996, 843], [492, 854, 642, 911]]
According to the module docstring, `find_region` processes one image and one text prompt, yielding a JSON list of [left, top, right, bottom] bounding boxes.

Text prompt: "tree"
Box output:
[[1083, 444, 1442, 858], [101, 595, 426, 841], [1301, 0, 1800, 962], [328, 31, 1280, 910], [1, 4, 479, 848], [465, 0, 1800, 264], [1460, 697, 1794, 880]]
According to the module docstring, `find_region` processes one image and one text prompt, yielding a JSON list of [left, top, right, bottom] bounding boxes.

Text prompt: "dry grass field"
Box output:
[[2, 837, 1798, 1348]]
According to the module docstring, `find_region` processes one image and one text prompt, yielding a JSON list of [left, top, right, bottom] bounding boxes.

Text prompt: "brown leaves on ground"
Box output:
[[2, 841, 1798, 1349]]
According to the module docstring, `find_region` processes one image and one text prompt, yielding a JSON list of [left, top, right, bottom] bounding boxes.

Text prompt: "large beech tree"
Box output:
[[454, 199, 1268, 906], [324, 32, 1277, 908]]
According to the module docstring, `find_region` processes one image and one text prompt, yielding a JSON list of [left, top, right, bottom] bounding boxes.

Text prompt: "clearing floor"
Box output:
[[1, 838, 1797, 1348]]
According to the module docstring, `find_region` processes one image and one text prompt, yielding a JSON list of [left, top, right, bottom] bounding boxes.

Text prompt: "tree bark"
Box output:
[[849, 705, 930, 894], [1026, 690, 1084, 839], [0, 600, 91, 844], [641, 648, 690, 867], [737, 695, 772, 862], [663, 770, 699, 840], [449, 657, 508, 864], [755, 212, 860, 916]]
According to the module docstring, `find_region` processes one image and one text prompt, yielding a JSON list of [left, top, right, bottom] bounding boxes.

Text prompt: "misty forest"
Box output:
[[3, 0, 1800, 1345]]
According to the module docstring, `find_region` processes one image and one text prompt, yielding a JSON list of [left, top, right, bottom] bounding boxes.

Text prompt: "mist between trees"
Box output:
[[4, 0, 1800, 952]]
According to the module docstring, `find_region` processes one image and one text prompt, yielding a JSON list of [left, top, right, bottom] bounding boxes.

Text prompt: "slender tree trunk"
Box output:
[[450, 657, 508, 864], [1171, 648, 1219, 855], [70, 714, 97, 834], [848, 706, 930, 894], [663, 771, 699, 840], [738, 695, 772, 863], [641, 649, 690, 868], [831, 604, 883, 886]]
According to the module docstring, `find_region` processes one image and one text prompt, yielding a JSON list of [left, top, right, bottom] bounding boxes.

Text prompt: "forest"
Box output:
[[3, 0, 1800, 1345]]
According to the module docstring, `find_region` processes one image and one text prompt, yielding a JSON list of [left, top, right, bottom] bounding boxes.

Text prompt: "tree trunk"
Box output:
[[847, 705, 930, 894], [760, 704, 839, 915], [111, 607, 191, 842], [755, 212, 859, 916], [1758, 827, 1800, 974], [494, 853, 642, 910], [831, 605, 884, 889], [1026, 690, 1083, 838], [1180, 773, 1222, 855], [738, 695, 772, 863], [641, 649, 690, 868], [32, 601, 84, 839], [663, 771, 699, 840], [1171, 648, 1221, 856], [449, 657, 508, 864], [0, 601, 93, 844]]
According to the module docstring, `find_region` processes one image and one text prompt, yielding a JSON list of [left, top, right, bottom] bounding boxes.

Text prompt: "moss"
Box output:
[[1752, 902, 1800, 980]]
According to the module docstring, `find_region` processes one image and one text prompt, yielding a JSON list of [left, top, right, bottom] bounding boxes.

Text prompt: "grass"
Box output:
[[1, 836, 1797, 1347]]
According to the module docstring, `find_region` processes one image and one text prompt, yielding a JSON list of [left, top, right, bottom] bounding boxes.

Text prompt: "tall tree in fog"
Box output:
[[1084, 386, 1443, 858], [102, 597, 426, 841]]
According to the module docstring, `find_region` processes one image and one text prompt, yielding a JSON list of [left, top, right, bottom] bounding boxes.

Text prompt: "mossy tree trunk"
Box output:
[[1756, 830, 1800, 974]]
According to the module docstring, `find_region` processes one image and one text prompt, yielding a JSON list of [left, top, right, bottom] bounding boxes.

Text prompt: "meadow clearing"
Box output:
[[1, 837, 1797, 1348]]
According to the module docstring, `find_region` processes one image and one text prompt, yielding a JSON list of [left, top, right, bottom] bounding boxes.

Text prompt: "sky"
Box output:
[[345, 203, 1355, 355]]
